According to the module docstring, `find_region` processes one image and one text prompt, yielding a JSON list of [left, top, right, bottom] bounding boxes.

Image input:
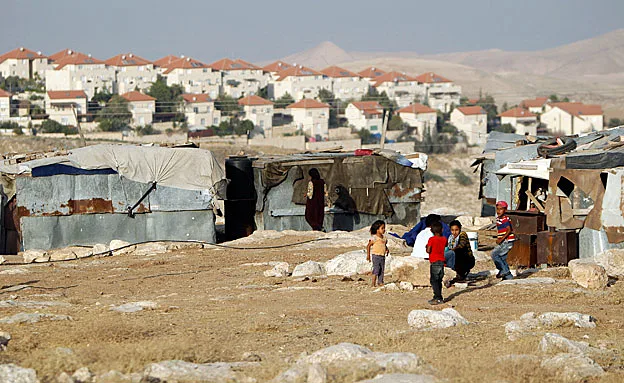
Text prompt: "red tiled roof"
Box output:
[[414, 72, 452, 84], [520, 97, 548, 108], [551, 102, 603, 117], [238, 95, 273, 106], [320, 66, 361, 78], [121, 91, 156, 102], [49, 49, 75, 62], [162, 57, 210, 74], [456, 106, 486, 115], [153, 55, 180, 67], [47, 90, 87, 100], [105, 53, 152, 67], [277, 65, 323, 81], [287, 99, 330, 109], [467, 98, 480, 104], [209, 58, 260, 71], [397, 103, 436, 114], [373, 71, 417, 87], [263, 61, 292, 73], [181, 93, 213, 103], [498, 107, 536, 118], [357, 67, 386, 78], [0, 47, 46, 63], [0, 89, 12, 97], [54, 51, 103, 70], [350, 101, 383, 116]]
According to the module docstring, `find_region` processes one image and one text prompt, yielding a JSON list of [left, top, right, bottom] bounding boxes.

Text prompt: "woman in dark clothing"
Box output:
[[305, 168, 327, 231]]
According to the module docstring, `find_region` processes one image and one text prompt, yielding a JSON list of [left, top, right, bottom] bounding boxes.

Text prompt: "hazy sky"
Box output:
[[2, 0, 622, 63]]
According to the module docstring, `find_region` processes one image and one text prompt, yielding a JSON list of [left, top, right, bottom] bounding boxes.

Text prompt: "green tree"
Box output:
[[236, 119, 254, 136], [257, 86, 269, 99], [40, 119, 77, 134], [274, 93, 295, 109], [97, 95, 132, 131], [388, 115, 405, 131], [361, 88, 396, 110], [477, 94, 498, 123], [549, 94, 559, 102], [147, 75, 183, 113], [608, 118, 623, 128], [318, 89, 338, 128], [215, 94, 241, 116], [493, 123, 516, 134], [92, 89, 112, 104], [357, 128, 378, 144], [501, 102, 509, 112]]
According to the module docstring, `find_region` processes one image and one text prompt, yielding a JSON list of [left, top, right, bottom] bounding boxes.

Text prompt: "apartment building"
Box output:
[[163, 57, 220, 98], [120, 91, 156, 126], [414, 72, 461, 113], [238, 95, 274, 134], [263, 61, 292, 81], [345, 101, 383, 132], [357, 67, 387, 86], [320, 66, 369, 101], [45, 50, 115, 98], [287, 98, 330, 140], [450, 106, 487, 146], [0, 47, 51, 80], [498, 107, 538, 136], [0, 89, 11, 120], [105, 53, 157, 94], [540, 102, 603, 135], [396, 103, 437, 140], [45, 90, 88, 126], [153, 55, 180, 74], [373, 71, 422, 108], [271, 65, 331, 101], [210, 58, 267, 98], [180, 93, 221, 127]]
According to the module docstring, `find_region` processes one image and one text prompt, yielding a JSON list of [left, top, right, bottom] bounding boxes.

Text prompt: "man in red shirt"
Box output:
[[427, 222, 447, 305]]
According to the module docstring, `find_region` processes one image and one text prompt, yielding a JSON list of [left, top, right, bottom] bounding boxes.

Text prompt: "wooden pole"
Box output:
[[380, 109, 390, 150], [71, 104, 87, 147]]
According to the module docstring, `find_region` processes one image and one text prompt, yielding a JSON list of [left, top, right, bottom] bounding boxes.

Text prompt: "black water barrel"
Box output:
[[225, 156, 256, 241]]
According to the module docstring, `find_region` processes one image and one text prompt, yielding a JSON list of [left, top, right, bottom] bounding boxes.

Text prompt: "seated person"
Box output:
[[410, 215, 440, 258], [444, 220, 476, 282], [390, 214, 451, 246]]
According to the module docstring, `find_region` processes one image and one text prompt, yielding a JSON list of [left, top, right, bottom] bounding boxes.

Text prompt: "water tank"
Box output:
[[224, 156, 256, 241]]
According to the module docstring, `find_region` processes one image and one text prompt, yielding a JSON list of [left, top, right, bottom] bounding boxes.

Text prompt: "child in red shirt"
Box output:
[[426, 222, 447, 305]]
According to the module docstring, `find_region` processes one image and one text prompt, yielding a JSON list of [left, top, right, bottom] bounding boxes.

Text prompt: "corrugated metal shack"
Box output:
[[0, 144, 226, 252], [252, 150, 427, 231], [474, 128, 624, 263]]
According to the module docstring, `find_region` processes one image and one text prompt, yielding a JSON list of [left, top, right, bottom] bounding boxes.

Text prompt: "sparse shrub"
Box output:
[[425, 172, 446, 183]]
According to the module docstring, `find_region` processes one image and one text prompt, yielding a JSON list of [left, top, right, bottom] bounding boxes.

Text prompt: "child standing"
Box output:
[[367, 220, 389, 287], [492, 201, 515, 281], [427, 222, 447, 305]]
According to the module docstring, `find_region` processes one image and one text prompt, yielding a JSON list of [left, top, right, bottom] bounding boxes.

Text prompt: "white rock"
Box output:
[[537, 312, 596, 329], [143, 360, 251, 382], [0, 331, 10, 350], [357, 374, 438, 383], [72, 367, 94, 383], [48, 248, 78, 261], [595, 249, 624, 277], [292, 261, 325, 277], [391, 257, 430, 286], [539, 333, 591, 355], [473, 216, 494, 228], [0, 255, 5, 265], [307, 363, 327, 383], [92, 243, 110, 256], [0, 312, 72, 324], [0, 364, 39, 383], [110, 301, 158, 313], [21, 249, 48, 263], [373, 283, 400, 292], [0, 300, 71, 309], [264, 262, 290, 277], [304, 343, 371, 364], [325, 250, 371, 277], [504, 318, 540, 341], [498, 277, 556, 285], [568, 259, 608, 290], [109, 240, 135, 255], [541, 353, 604, 382], [133, 242, 168, 256], [0, 268, 28, 275], [399, 282, 414, 291], [455, 216, 474, 228], [407, 308, 469, 331], [56, 372, 73, 383]]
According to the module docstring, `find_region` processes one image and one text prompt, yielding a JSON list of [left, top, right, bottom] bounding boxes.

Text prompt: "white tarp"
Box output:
[[0, 144, 226, 193], [496, 158, 552, 180]]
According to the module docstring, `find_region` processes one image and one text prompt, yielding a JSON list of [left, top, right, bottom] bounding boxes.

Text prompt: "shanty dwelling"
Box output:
[[540, 102, 604, 135], [498, 107, 538, 136], [238, 95, 274, 136], [45, 90, 88, 126], [251, 151, 427, 232], [286, 99, 331, 140], [120, 91, 156, 126], [0, 145, 226, 253], [396, 103, 438, 141], [345, 101, 383, 132], [181, 94, 221, 127], [450, 106, 487, 146]]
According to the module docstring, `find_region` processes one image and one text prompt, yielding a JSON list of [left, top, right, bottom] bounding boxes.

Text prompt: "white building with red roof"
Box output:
[[396, 103, 437, 140], [372, 71, 422, 108], [45, 90, 88, 126], [45, 50, 115, 99], [287, 98, 330, 139], [105, 53, 157, 94], [180, 94, 221, 127], [414, 72, 461, 113], [357, 67, 386, 85], [120, 91, 156, 126], [345, 101, 383, 132], [270, 65, 331, 101], [210, 58, 268, 98], [162, 57, 220, 98], [540, 102, 603, 135], [320, 66, 369, 101], [520, 97, 549, 114], [263, 61, 292, 81], [238, 95, 274, 134], [0, 47, 51, 80], [450, 106, 488, 145], [0, 89, 11, 120], [498, 108, 538, 136], [153, 55, 180, 72]]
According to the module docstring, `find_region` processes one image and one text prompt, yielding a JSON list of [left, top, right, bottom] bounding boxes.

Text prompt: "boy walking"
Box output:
[[492, 201, 515, 281], [426, 222, 447, 305]]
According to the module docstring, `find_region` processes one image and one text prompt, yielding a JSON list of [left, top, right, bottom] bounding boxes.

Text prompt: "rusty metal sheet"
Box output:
[[537, 230, 578, 265], [508, 234, 537, 267], [386, 184, 422, 203]]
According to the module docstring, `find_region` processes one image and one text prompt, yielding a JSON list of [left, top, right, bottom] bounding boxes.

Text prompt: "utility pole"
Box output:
[[380, 108, 390, 150], [71, 104, 87, 147]]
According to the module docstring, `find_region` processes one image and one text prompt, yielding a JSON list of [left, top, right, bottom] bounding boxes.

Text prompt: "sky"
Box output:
[[2, 0, 623, 64]]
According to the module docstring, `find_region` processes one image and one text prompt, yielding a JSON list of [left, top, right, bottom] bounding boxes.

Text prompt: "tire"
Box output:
[[537, 137, 577, 157]]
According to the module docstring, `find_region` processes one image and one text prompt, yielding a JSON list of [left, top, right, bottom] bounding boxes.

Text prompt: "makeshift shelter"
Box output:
[[0, 144, 226, 252], [251, 150, 427, 231]]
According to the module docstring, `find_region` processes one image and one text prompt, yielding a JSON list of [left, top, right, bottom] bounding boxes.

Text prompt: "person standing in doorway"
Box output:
[[305, 168, 328, 231]]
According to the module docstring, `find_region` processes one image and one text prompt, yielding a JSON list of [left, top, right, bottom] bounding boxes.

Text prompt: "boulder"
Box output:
[[0, 312, 72, 324], [264, 262, 290, 278], [56, 372, 73, 383], [392, 257, 430, 286], [568, 259, 608, 290], [133, 242, 169, 256], [539, 333, 591, 355], [325, 250, 371, 277], [307, 363, 327, 383], [0, 331, 10, 350], [110, 301, 158, 313], [0, 364, 38, 383], [48, 248, 78, 262], [93, 243, 111, 257], [21, 249, 48, 263], [109, 240, 135, 255], [504, 312, 596, 341], [96, 370, 141, 383], [357, 374, 438, 383], [399, 282, 414, 291], [143, 360, 253, 382], [541, 353, 604, 382], [72, 367, 94, 383], [594, 249, 624, 278], [292, 261, 325, 277], [407, 308, 469, 331], [473, 216, 494, 228], [455, 216, 474, 228], [504, 318, 540, 341], [373, 283, 400, 292]]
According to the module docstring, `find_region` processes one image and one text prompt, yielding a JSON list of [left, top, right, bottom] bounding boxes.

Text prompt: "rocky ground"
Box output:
[[0, 229, 622, 382]]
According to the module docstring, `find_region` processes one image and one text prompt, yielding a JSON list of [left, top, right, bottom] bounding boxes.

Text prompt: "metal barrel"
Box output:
[[224, 156, 256, 241]]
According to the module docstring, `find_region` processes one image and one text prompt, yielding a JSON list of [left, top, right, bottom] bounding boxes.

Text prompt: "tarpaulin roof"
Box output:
[[496, 158, 552, 180]]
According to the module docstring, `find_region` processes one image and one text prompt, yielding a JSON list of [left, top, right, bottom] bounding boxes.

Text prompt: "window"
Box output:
[[213, 117, 219, 124], [201, 118, 206, 125], [252, 108, 256, 114], [193, 107, 199, 113]]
